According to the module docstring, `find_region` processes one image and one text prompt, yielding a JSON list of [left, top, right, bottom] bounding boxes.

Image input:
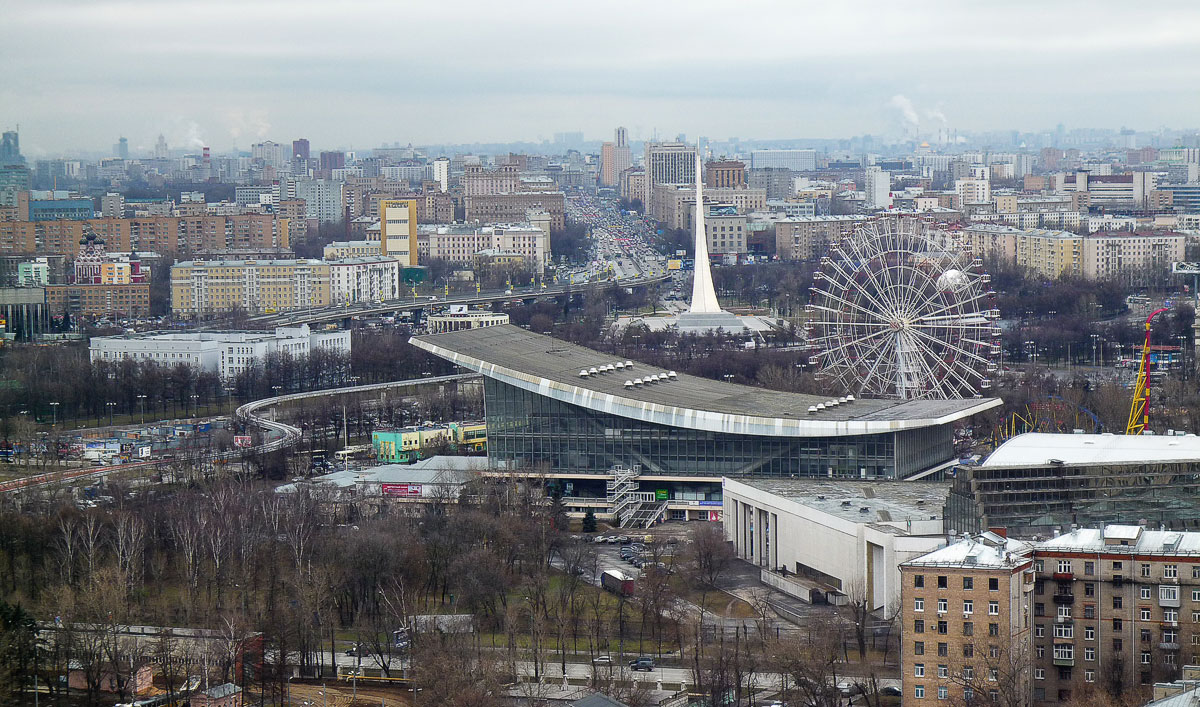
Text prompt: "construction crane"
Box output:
[[1126, 307, 1169, 435]]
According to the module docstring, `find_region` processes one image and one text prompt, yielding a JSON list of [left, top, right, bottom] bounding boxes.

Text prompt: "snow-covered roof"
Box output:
[[1037, 525, 1200, 556], [983, 432, 1200, 467], [902, 532, 1032, 570]]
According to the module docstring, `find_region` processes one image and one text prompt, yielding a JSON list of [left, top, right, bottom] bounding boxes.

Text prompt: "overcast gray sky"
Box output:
[[4, 0, 1200, 156]]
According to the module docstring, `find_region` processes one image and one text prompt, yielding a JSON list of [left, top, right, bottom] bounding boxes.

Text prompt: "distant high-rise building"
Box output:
[[153, 134, 169, 160], [378, 199, 418, 267], [319, 151, 345, 172], [643, 141, 696, 210], [252, 141, 285, 168], [114, 137, 129, 160], [1, 131, 24, 166], [600, 127, 632, 187], [750, 149, 816, 171], [865, 166, 892, 209], [292, 138, 310, 162], [432, 157, 450, 192], [705, 160, 746, 189]]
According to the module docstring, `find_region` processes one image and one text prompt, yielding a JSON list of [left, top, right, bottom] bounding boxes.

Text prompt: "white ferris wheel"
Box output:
[[806, 218, 1001, 400]]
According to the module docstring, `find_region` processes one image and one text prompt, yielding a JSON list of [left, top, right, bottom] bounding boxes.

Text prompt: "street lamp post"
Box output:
[[190, 394, 199, 417], [137, 395, 147, 424], [49, 402, 59, 428], [106, 401, 116, 427], [1091, 334, 1100, 368]]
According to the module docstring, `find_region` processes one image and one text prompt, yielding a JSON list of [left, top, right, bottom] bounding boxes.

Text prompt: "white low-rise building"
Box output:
[[89, 324, 351, 379], [723, 477, 952, 611], [418, 222, 551, 271], [328, 255, 401, 304]]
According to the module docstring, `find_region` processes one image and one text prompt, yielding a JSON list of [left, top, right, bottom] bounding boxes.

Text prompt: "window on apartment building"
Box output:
[[937, 664, 948, 678], [964, 622, 974, 636], [989, 623, 1000, 637], [1085, 647, 1095, 661], [1034, 668, 1045, 680], [938, 575, 948, 589], [1141, 609, 1152, 621], [1058, 560, 1072, 574], [1192, 589, 1200, 602], [1192, 566, 1200, 579], [1141, 652, 1152, 665], [1035, 603, 1045, 617], [1114, 639, 1123, 652], [1161, 586, 1181, 602], [915, 598, 924, 612], [1141, 629, 1152, 642], [938, 686, 948, 700], [1035, 560, 1044, 572], [989, 578, 999, 591], [1166, 609, 1179, 623], [1113, 561, 1123, 570], [938, 643, 948, 656], [914, 663, 925, 677], [1166, 564, 1179, 578], [1084, 561, 1095, 575], [1085, 626, 1095, 640], [1142, 564, 1152, 577], [1141, 586, 1152, 600], [938, 598, 948, 613], [914, 641, 925, 655], [1035, 623, 1046, 638], [1114, 596, 1123, 609], [914, 620, 924, 633], [1114, 618, 1124, 631], [914, 686, 925, 699], [1055, 624, 1074, 639], [1059, 606, 1072, 619], [963, 576, 974, 590], [1085, 583, 1096, 597], [938, 621, 948, 634], [964, 600, 974, 615], [1036, 646, 1045, 659], [989, 601, 1000, 615], [963, 644, 975, 658]]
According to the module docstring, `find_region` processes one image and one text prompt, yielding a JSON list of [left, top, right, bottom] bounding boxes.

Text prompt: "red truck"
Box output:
[[600, 569, 635, 597]]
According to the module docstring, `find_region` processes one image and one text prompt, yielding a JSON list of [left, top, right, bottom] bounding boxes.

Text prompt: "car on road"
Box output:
[[879, 686, 902, 696], [591, 655, 612, 666], [629, 656, 655, 671]]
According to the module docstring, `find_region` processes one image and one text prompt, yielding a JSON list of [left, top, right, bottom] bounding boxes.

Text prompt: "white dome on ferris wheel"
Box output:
[[806, 217, 1001, 400]]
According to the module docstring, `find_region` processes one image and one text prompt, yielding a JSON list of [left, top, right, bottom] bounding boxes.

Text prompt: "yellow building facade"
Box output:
[[171, 259, 331, 315]]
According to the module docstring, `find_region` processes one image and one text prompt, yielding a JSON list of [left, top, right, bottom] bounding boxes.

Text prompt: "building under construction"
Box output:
[[947, 432, 1200, 536]]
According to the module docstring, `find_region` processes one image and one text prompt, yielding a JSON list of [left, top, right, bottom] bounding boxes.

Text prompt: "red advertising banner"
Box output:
[[382, 483, 423, 497]]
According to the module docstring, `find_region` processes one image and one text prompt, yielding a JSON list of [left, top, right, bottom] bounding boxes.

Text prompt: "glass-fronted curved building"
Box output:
[[411, 325, 1000, 483]]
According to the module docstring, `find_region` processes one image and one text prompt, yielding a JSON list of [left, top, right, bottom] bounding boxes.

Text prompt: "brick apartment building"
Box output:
[[900, 531, 1035, 706], [902, 525, 1200, 705]]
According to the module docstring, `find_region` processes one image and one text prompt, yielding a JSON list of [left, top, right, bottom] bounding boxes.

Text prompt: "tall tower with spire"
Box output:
[[688, 149, 721, 315], [676, 144, 746, 332]]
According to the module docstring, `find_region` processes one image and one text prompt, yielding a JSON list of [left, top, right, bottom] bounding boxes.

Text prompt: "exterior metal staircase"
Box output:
[[606, 464, 667, 528]]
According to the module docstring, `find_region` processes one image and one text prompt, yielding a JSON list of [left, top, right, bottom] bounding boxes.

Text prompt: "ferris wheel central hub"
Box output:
[[889, 318, 909, 331]]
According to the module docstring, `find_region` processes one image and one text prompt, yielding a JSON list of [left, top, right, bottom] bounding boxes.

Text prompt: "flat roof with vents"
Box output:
[[411, 325, 1000, 438]]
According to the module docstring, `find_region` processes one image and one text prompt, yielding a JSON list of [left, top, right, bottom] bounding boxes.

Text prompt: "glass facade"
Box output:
[[484, 378, 953, 478], [946, 461, 1200, 535]]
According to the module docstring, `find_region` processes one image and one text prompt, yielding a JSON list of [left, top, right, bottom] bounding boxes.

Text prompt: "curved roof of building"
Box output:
[[410, 325, 1000, 438]]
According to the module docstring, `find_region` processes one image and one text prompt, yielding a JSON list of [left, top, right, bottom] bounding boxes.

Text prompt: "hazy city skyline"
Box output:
[[4, 0, 1200, 156]]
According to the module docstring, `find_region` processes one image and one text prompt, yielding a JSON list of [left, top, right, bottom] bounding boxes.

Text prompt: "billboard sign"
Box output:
[[233, 435, 253, 448], [382, 483, 423, 498]]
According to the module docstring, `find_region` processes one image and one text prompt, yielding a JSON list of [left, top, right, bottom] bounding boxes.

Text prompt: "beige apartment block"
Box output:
[[900, 533, 1035, 706], [171, 259, 330, 315]]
